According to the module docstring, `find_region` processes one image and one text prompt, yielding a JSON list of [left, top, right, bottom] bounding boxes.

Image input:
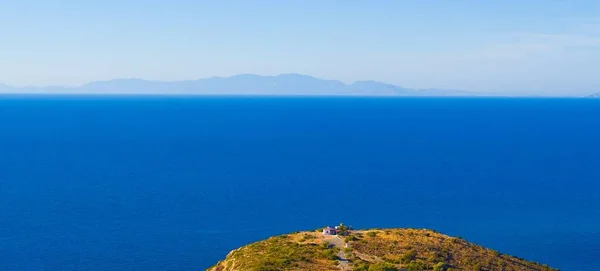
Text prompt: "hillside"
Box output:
[[208, 228, 557, 271]]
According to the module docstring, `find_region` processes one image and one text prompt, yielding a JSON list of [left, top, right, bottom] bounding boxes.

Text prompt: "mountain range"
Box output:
[[0, 74, 479, 96], [2, 74, 597, 97]]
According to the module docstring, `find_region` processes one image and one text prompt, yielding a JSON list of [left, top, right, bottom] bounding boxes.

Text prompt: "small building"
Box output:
[[322, 226, 337, 235]]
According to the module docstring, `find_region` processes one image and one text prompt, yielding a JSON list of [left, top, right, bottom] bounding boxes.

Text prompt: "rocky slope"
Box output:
[[208, 228, 557, 271]]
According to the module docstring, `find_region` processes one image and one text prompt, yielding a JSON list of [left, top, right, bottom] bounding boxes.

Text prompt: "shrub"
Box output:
[[368, 262, 398, 271], [339, 223, 348, 232], [406, 260, 426, 271], [433, 261, 448, 271], [401, 250, 417, 264], [254, 266, 281, 271], [354, 263, 371, 271], [321, 248, 337, 260], [345, 235, 359, 242], [367, 231, 377, 237], [300, 234, 316, 242]]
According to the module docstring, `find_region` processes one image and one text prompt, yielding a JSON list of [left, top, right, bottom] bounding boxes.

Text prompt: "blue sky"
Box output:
[[1, 0, 600, 94]]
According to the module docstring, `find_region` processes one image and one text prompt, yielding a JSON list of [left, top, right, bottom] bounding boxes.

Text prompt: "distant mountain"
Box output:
[[0, 74, 480, 96], [0, 83, 12, 92]]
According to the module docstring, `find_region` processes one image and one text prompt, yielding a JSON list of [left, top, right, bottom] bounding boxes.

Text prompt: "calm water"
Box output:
[[1, 96, 599, 270]]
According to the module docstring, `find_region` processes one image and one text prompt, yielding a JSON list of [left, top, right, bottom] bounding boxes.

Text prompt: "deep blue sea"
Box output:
[[1, 96, 599, 270]]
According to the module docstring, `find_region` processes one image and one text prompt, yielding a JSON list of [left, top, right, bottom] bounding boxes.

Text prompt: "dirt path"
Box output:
[[324, 235, 351, 271]]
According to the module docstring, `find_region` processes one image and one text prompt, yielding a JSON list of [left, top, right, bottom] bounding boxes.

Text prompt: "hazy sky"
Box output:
[[1, 0, 600, 94]]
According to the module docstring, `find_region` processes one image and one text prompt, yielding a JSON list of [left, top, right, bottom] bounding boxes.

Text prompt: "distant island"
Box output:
[[208, 225, 557, 271], [589, 93, 600, 97], [0, 74, 483, 96]]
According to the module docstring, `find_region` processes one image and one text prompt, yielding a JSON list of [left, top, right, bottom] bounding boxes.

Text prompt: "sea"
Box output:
[[0, 96, 599, 271]]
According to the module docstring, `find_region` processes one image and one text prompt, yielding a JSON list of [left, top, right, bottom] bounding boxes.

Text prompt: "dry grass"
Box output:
[[208, 233, 339, 271], [350, 228, 557, 271], [208, 228, 558, 271]]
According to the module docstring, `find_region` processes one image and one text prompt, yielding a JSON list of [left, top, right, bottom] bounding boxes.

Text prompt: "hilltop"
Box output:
[[208, 227, 557, 271]]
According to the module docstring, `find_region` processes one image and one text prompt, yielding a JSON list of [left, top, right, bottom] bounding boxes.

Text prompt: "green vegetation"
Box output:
[[344, 235, 359, 242], [401, 250, 417, 263], [336, 223, 350, 236], [433, 261, 448, 271], [209, 228, 558, 271], [405, 260, 426, 271], [368, 262, 398, 271], [207, 234, 338, 271], [299, 233, 316, 242], [349, 229, 558, 271], [354, 262, 398, 271]]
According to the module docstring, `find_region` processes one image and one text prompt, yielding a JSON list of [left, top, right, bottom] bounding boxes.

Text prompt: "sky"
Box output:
[[1, 0, 600, 95]]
